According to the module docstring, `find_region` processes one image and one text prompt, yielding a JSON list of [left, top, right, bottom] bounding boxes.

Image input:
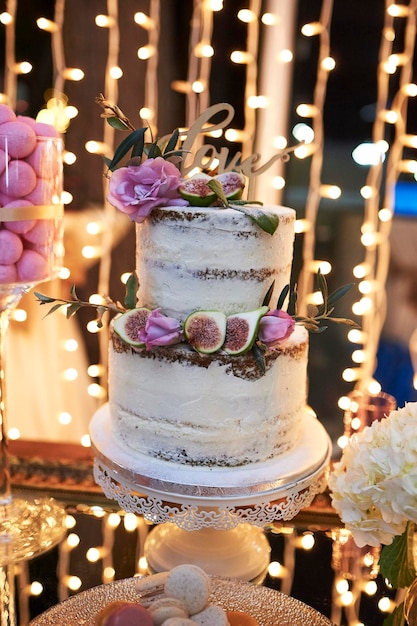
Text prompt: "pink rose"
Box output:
[[258, 309, 295, 347], [107, 157, 188, 222], [139, 308, 183, 349]]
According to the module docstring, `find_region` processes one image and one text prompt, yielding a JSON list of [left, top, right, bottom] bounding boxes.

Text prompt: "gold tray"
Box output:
[[29, 576, 336, 626]]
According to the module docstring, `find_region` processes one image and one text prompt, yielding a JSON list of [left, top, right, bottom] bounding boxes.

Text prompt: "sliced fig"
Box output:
[[113, 307, 151, 347], [179, 173, 217, 206], [184, 310, 227, 354], [214, 171, 245, 200], [223, 306, 269, 355]]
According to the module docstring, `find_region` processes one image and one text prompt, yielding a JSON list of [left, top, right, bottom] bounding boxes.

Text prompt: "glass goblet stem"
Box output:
[[0, 305, 16, 507]]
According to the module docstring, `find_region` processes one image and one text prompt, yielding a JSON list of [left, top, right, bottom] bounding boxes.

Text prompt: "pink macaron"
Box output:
[[0, 160, 37, 197], [0, 148, 9, 176], [22, 219, 58, 246], [16, 249, 50, 282], [0, 229, 23, 264], [3, 199, 36, 234], [16, 115, 37, 129], [0, 264, 18, 284], [0, 120, 37, 158], [24, 177, 57, 205], [34, 121, 60, 138], [25, 141, 61, 179], [0, 104, 16, 124], [94, 601, 153, 626]]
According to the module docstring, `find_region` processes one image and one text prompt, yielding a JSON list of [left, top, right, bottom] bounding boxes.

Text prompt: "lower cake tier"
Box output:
[[108, 324, 309, 467]]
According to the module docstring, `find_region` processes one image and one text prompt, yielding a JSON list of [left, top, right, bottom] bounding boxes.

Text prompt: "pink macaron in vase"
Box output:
[[0, 105, 64, 285]]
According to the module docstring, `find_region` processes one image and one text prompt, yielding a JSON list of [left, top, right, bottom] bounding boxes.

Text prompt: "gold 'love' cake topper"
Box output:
[[96, 97, 298, 234], [180, 102, 296, 192]]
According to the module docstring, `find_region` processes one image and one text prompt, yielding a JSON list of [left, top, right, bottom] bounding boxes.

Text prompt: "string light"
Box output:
[[301, 22, 324, 37], [230, 50, 253, 64], [350, 0, 417, 396], [0, 12, 12, 24], [61, 67, 84, 81], [296, 0, 336, 322], [37, 17, 58, 32], [134, 12, 154, 30], [95, 15, 115, 28]]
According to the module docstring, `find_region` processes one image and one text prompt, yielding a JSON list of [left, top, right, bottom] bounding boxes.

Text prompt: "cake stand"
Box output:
[[90, 405, 331, 580]]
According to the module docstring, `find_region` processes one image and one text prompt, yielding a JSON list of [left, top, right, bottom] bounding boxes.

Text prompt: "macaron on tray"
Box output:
[[0, 104, 63, 285], [95, 564, 260, 626]]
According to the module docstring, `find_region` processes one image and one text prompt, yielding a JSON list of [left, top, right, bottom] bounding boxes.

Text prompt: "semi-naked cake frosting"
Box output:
[[108, 204, 309, 467]]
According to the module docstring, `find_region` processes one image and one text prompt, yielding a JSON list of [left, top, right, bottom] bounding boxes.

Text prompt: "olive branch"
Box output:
[[263, 270, 358, 333], [95, 94, 184, 173], [34, 273, 139, 328]]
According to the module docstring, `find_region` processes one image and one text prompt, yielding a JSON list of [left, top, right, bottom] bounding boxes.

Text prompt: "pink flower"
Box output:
[[107, 157, 188, 222], [139, 308, 183, 350], [258, 309, 295, 347]]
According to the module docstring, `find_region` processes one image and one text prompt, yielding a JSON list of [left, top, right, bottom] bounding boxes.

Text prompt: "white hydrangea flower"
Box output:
[[328, 402, 417, 548]]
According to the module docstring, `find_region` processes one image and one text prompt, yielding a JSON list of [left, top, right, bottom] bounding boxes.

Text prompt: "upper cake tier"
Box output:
[[135, 204, 295, 320]]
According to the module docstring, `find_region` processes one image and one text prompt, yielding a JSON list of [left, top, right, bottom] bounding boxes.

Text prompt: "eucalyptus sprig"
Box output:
[[207, 178, 279, 235], [34, 273, 139, 328]]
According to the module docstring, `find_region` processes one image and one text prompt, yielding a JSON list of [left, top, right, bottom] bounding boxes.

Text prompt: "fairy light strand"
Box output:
[[143, 0, 160, 133], [4, 0, 17, 107], [253, 1, 296, 205], [51, 0, 66, 98], [96, 0, 120, 398], [297, 0, 335, 314], [184, 1, 215, 132], [241, 0, 261, 159], [353, 0, 417, 391]]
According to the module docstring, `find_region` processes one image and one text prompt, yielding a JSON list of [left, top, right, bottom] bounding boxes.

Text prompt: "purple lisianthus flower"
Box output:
[[139, 308, 183, 350], [258, 309, 295, 347], [107, 156, 188, 223]]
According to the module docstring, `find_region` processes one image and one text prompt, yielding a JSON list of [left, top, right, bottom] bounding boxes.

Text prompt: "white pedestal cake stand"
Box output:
[[90, 405, 331, 580]]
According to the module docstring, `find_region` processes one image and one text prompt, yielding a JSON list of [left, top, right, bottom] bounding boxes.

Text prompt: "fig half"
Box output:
[[113, 307, 151, 347], [184, 310, 227, 353], [178, 173, 217, 206], [223, 306, 269, 355]]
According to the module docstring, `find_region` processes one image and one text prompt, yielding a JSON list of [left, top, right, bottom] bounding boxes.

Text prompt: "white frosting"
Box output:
[[136, 205, 295, 319], [108, 203, 309, 467], [109, 325, 308, 466]]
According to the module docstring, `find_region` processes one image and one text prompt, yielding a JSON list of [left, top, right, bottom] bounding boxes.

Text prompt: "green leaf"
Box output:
[[106, 116, 131, 131], [326, 316, 360, 327], [124, 272, 139, 309], [252, 342, 266, 374], [207, 178, 228, 205], [43, 302, 65, 316], [163, 129, 180, 156], [379, 523, 416, 589], [229, 199, 263, 206], [382, 601, 405, 626], [34, 291, 56, 304], [276, 284, 290, 311], [131, 131, 145, 158], [229, 203, 279, 235], [66, 302, 82, 319], [327, 283, 354, 306], [146, 142, 162, 159], [108, 128, 147, 171], [287, 286, 298, 316], [316, 270, 328, 313], [262, 281, 275, 307]]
